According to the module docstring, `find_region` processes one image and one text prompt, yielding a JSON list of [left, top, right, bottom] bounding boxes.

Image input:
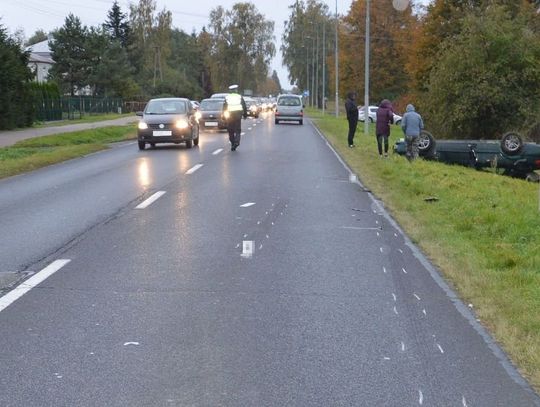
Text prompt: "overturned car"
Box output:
[[394, 131, 540, 182]]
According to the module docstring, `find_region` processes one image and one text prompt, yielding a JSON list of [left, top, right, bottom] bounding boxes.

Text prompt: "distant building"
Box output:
[[25, 39, 54, 83]]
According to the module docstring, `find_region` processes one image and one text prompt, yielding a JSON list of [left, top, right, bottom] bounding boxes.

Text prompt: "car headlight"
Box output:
[[138, 121, 148, 130], [195, 112, 202, 121], [175, 119, 189, 129], [223, 110, 230, 119], [250, 106, 257, 111]]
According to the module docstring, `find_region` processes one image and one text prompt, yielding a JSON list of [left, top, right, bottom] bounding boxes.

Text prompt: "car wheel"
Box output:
[[417, 130, 436, 156], [299, 119, 303, 125], [501, 132, 523, 155], [185, 139, 193, 149], [395, 119, 401, 125], [150, 143, 156, 148], [368, 117, 374, 123], [275, 119, 279, 125], [138, 141, 146, 150]]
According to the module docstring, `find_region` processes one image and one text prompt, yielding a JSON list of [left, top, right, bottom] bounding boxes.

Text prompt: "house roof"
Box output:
[[28, 53, 54, 64], [25, 39, 51, 54]]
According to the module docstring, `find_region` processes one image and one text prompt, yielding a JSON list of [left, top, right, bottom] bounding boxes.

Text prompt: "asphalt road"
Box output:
[[0, 112, 538, 406]]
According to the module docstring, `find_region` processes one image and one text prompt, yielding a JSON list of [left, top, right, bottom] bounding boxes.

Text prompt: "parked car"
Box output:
[[394, 131, 540, 181], [136, 98, 199, 150], [358, 105, 402, 125], [275, 94, 304, 125], [198, 98, 227, 130]]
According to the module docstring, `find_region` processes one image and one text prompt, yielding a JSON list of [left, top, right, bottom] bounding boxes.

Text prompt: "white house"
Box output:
[[25, 39, 54, 83]]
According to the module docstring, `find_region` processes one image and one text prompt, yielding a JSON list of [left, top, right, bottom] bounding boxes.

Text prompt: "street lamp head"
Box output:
[[392, 0, 409, 11]]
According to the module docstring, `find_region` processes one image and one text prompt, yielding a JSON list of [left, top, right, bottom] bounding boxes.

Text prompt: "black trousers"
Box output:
[[227, 113, 243, 146], [348, 119, 358, 145], [376, 133, 389, 155]]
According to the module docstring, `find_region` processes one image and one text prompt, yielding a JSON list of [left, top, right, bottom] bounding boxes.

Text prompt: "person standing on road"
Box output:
[[223, 84, 247, 151], [401, 104, 424, 161], [345, 92, 358, 148], [375, 99, 394, 158]]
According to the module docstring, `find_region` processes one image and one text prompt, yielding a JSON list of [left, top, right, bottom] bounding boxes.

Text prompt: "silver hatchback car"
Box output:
[[274, 94, 304, 125]]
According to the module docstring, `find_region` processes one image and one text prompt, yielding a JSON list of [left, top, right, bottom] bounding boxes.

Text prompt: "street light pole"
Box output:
[[364, 0, 370, 136], [322, 22, 326, 115], [335, 0, 339, 117]]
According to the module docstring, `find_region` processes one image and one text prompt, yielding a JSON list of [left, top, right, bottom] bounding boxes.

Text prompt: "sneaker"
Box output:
[[349, 144, 355, 148]]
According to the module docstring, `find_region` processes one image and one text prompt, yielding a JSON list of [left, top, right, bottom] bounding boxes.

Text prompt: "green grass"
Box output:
[[308, 108, 540, 389], [31, 113, 135, 128], [0, 126, 136, 179]]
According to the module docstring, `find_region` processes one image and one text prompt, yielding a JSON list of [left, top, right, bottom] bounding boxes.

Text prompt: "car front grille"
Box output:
[[148, 123, 172, 130]]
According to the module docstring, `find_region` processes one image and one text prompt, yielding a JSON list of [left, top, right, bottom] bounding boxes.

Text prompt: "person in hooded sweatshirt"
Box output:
[[345, 92, 358, 148], [401, 104, 424, 161], [375, 99, 394, 157]]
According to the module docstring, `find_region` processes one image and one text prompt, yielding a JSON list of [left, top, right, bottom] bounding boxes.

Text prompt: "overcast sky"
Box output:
[[1, 0, 431, 88]]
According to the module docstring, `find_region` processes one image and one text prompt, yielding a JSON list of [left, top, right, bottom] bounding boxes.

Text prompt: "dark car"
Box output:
[[136, 98, 199, 150], [198, 98, 227, 130], [394, 131, 540, 181], [244, 97, 260, 118]]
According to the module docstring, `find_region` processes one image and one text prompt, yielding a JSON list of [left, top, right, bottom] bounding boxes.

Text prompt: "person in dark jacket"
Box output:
[[345, 92, 358, 148], [375, 99, 394, 157]]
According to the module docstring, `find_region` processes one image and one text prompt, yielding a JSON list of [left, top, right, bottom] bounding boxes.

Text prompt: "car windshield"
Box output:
[[278, 97, 301, 106], [201, 100, 224, 110], [145, 100, 187, 115]]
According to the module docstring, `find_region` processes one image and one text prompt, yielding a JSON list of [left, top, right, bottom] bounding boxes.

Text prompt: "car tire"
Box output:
[[525, 172, 540, 183], [185, 139, 193, 149], [138, 141, 146, 150], [299, 119, 303, 125], [417, 130, 436, 157], [395, 119, 401, 125], [150, 143, 156, 148], [275, 119, 279, 125], [368, 117, 374, 123], [501, 132, 523, 155]]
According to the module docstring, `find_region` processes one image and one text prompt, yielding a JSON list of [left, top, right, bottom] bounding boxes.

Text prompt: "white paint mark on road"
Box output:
[[271, 222, 274, 225], [393, 306, 398, 315], [0, 259, 71, 313], [340, 226, 381, 231], [419, 390, 424, 405], [423, 309, 427, 316], [123, 342, 140, 346], [414, 293, 421, 301], [462, 396, 468, 407], [398, 249, 404, 254], [240, 132, 246, 136], [257, 221, 261, 225], [377, 232, 380, 237], [135, 191, 166, 209], [437, 344, 445, 354], [248, 127, 252, 130], [266, 235, 269, 239], [402, 268, 408, 274], [240, 202, 255, 207], [185, 164, 203, 175], [235, 243, 240, 249], [383, 267, 387, 274], [259, 244, 263, 250], [392, 293, 396, 302], [394, 233, 398, 237], [243, 234, 248, 238], [241, 241, 254, 258], [380, 247, 384, 253], [212, 148, 223, 155], [401, 341, 405, 351], [383, 357, 391, 360]]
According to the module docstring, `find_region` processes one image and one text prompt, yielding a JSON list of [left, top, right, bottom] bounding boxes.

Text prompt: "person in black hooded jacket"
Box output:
[[345, 92, 358, 148]]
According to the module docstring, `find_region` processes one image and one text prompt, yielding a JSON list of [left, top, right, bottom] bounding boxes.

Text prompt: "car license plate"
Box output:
[[152, 130, 172, 136], [205, 122, 218, 127]]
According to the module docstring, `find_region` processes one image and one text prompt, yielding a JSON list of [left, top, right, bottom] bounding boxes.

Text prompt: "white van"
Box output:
[[275, 94, 304, 125]]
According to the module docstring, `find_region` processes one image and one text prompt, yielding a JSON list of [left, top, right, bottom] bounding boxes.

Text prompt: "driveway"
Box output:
[[0, 116, 138, 148]]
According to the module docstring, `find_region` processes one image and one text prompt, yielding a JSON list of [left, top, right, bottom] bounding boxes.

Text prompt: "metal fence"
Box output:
[[34, 97, 124, 122]]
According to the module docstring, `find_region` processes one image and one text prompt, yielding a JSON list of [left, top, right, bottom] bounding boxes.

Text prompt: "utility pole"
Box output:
[[335, 0, 339, 117], [363, 0, 370, 136], [315, 29, 319, 108], [153, 46, 162, 88], [322, 22, 326, 115]]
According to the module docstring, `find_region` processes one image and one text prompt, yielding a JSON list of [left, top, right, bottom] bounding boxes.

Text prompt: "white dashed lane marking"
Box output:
[[135, 191, 166, 209], [240, 202, 255, 207], [185, 164, 203, 174], [0, 259, 71, 313], [212, 148, 223, 155]]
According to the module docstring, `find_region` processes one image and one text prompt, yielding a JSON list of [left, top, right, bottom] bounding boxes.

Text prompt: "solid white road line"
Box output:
[[240, 202, 256, 207], [212, 148, 223, 155], [240, 132, 245, 136], [0, 259, 71, 313], [419, 390, 424, 405], [135, 191, 166, 209], [437, 344, 445, 354], [186, 164, 203, 174], [414, 293, 421, 301]]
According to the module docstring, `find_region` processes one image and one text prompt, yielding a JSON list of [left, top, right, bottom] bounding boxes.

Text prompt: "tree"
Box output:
[[271, 70, 282, 94], [103, 1, 130, 47], [422, 5, 540, 139], [208, 3, 275, 93], [26, 29, 48, 47], [338, 0, 418, 104], [49, 14, 90, 95], [0, 24, 34, 129]]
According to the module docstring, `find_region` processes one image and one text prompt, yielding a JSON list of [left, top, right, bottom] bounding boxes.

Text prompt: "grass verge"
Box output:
[[307, 108, 540, 390], [0, 125, 136, 179], [31, 113, 135, 128]]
